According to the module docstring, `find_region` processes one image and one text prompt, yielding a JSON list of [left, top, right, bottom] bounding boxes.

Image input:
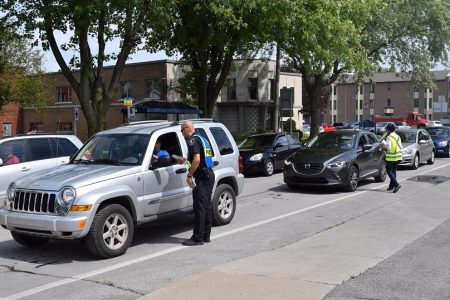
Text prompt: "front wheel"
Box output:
[[411, 154, 419, 170], [344, 165, 359, 192], [263, 159, 274, 176], [85, 204, 134, 258], [11, 231, 50, 247], [427, 151, 435, 165], [212, 184, 236, 226]]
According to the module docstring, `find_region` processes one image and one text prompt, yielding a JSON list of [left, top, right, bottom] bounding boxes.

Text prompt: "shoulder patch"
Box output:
[[189, 138, 195, 146]]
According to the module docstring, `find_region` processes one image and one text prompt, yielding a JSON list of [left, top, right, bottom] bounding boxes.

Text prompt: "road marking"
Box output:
[[5, 162, 450, 299]]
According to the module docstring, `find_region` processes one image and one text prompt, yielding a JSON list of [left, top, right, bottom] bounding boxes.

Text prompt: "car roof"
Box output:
[[0, 133, 79, 141]]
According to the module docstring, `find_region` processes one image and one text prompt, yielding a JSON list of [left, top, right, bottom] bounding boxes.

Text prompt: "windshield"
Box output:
[[397, 131, 416, 144], [427, 127, 449, 138], [307, 132, 356, 151], [239, 135, 275, 149], [73, 134, 150, 165]]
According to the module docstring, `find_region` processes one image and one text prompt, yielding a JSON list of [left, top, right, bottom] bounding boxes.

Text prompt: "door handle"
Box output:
[[176, 168, 187, 174], [21, 167, 31, 172], [213, 161, 219, 166]]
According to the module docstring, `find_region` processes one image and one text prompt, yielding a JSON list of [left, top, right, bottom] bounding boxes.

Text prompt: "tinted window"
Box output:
[[275, 135, 288, 147], [240, 134, 276, 149], [50, 138, 79, 157], [286, 134, 300, 145], [308, 132, 356, 151], [28, 138, 53, 161], [426, 127, 450, 138], [195, 128, 215, 156], [398, 131, 417, 143], [0, 140, 26, 164], [210, 127, 234, 155], [367, 133, 378, 144]]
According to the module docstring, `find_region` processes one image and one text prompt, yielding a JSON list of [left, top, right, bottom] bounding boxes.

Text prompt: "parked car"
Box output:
[[397, 129, 435, 169], [332, 122, 352, 130], [393, 121, 411, 130], [0, 134, 82, 208], [425, 126, 450, 157], [373, 122, 392, 135], [430, 120, 443, 127], [0, 120, 244, 258], [239, 133, 302, 176], [283, 130, 386, 192], [302, 124, 311, 136]]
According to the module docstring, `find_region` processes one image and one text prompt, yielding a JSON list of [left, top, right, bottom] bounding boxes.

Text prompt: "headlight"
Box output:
[[249, 153, 263, 161], [403, 149, 412, 155], [327, 161, 347, 168], [284, 159, 292, 166], [7, 183, 16, 201], [439, 141, 448, 147], [59, 187, 76, 204]]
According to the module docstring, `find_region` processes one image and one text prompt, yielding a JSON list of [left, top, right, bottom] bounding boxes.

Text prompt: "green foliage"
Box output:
[[256, 126, 266, 134], [283, 118, 296, 132]]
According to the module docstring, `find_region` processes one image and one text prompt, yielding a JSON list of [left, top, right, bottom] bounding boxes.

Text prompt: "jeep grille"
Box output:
[[12, 190, 58, 215]]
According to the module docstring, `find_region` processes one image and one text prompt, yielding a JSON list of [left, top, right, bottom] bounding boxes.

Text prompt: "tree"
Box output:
[[0, 24, 50, 111], [1, 0, 160, 137], [281, 0, 450, 138], [148, 0, 275, 117]]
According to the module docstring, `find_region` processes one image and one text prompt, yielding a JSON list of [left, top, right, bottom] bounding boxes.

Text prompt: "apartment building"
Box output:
[[327, 70, 450, 125]]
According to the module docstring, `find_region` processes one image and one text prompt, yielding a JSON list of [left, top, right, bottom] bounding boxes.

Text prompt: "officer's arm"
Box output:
[[188, 153, 200, 177]]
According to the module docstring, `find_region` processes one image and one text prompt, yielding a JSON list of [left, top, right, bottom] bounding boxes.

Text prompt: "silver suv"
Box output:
[[0, 134, 83, 208], [0, 120, 244, 258]]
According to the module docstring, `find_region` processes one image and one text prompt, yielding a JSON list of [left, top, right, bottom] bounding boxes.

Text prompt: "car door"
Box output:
[[418, 130, 433, 161], [355, 134, 373, 177], [0, 139, 29, 200], [287, 134, 302, 154], [50, 138, 80, 166], [27, 138, 59, 173], [273, 135, 290, 169], [366, 133, 385, 174], [142, 130, 190, 217]]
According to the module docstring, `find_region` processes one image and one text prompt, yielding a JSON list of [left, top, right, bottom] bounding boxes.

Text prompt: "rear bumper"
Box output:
[[236, 174, 245, 196]]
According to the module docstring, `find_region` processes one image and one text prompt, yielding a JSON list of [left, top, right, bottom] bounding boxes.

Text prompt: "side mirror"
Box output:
[[419, 140, 427, 144], [363, 144, 373, 151], [274, 143, 284, 149], [150, 156, 172, 169], [0, 158, 3, 166]]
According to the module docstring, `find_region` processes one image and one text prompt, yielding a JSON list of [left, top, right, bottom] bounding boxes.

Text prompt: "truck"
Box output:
[[372, 112, 429, 129]]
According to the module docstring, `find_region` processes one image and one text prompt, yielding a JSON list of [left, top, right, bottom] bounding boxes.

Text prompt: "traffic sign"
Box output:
[[74, 108, 79, 121]]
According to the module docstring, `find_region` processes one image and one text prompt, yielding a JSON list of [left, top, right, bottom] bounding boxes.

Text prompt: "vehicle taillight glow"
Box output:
[[238, 155, 244, 173]]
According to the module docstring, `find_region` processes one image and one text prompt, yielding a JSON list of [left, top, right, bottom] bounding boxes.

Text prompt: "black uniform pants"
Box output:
[[386, 160, 399, 188], [192, 170, 215, 241]]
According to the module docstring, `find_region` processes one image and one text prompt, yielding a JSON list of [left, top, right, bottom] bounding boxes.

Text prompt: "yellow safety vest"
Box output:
[[385, 132, 403, 162]]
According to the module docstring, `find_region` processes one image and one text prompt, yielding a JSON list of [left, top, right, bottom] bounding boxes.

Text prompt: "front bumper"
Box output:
[[0, 209, 93, 239], [283, 164, 348, 187], [399, 153, 413, 166], [242, 160, 265, 174]]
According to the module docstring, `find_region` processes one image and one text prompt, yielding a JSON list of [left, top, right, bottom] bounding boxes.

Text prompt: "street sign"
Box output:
[[74, 108, 79, 121]]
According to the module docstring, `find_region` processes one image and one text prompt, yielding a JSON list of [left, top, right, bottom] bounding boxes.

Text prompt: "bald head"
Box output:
[[181, 120, 195, 137]]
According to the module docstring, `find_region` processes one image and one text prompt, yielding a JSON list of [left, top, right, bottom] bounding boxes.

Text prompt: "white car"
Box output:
[[0, 134, 83, 208], [429, 120, 443, 127]]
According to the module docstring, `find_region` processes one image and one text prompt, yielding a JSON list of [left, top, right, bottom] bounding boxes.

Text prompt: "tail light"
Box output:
[[238, 155, 244, 173]]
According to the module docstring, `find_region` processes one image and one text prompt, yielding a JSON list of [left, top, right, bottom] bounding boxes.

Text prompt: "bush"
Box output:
[[283, 118, 296, 132], [256, 126, 266, 134]]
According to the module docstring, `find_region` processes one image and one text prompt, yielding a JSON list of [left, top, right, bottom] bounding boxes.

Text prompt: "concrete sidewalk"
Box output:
[[140, 173, 450, 300]]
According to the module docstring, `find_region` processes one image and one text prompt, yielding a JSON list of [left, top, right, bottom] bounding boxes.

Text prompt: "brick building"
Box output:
[[327, 70, 450, 125], [2, 59, 303, 141], [0, 103, 23, 137]]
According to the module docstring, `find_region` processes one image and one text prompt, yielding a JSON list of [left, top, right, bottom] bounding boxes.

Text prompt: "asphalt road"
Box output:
[[1, 158, 450, 299]]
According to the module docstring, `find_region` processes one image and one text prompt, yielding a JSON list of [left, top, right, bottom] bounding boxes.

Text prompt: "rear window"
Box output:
[[195, 128, 215, 157], [210, 127, 234, 155]]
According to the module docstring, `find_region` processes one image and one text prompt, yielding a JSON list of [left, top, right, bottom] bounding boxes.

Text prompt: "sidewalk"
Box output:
[[140, 173, 450, 300]]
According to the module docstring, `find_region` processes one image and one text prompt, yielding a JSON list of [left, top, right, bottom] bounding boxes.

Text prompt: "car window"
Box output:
[[0, 140, 26, 164], [239, 134, 276, 149], [367, 133, 378, 144], [308, 132, 356, 150], [426, 127, 449, 138], [419, 131, 430, 141], [195, 128, 215, 157], [275, 135, 288, 147], [357, 135, 368, 150], [50, 138, 80, 157], [28, 138, 53, 161], [397, 131, 416, 143], [210, 127, 234, 155], [286, 134, 300, 145]]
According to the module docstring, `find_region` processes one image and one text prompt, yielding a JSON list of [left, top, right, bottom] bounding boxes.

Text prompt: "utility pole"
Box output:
[[274, 43, 281, 132]]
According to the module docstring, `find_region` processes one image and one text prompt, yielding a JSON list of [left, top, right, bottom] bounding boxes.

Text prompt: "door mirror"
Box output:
[[274, 143, 284, 149], [419, 140, 427, 144], [150, 156, 172, 169], [363, 144, 373, 151]]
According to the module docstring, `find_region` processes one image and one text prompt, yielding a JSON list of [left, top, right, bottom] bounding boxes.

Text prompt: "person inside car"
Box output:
[[152, 139, 170, 161], [0, 146, 20, 165]]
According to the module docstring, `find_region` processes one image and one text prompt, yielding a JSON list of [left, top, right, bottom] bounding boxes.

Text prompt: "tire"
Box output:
[[85, 204, 134, 259], [11, 231, 50, 247], [374, 163, 387, 182], [212, 184, 236, 226], [427, 150, 435, 165], [263, 159, 274, 176], [411, 154, 419, 170], [344, 165, 359, 192]]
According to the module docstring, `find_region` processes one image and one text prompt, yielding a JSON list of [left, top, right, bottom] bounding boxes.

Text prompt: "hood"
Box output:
[[239, 147, 271, 159], [12, 164, 139, 191], [291, 147, 348, 163]]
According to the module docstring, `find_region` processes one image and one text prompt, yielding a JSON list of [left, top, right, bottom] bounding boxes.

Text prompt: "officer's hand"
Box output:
[[186, 177, 196, 188]]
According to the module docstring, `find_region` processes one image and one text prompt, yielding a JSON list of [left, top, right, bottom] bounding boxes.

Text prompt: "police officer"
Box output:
[[180, 120, 215, 246], [382, 123, 403, 193]]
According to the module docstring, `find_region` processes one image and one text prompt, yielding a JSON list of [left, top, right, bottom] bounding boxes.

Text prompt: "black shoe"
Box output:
[[182, 238, 203, 246], [204, 236, 210, 243], [387, 186, 393, 191], [393, 185, 401, 193]]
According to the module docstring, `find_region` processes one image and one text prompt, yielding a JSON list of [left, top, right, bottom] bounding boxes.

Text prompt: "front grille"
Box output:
[[293, 162, 324, 175], [12, 190, 57, 214]]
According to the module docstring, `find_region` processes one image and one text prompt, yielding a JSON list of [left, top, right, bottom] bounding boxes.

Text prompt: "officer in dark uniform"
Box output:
[[180, 120, 215, 246]]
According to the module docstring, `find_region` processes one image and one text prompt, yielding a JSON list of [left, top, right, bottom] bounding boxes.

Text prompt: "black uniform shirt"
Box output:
[[187, 136, 205, 178]]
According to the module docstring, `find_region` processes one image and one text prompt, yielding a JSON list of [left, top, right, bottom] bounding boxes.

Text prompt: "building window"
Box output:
[[429, 98, 433, 109], [387, 99, 391, 106], [359, 85, 363, 95], [57, 122, 73, 132], [333, 100, 337, 110], [369, 99, 374, 108], [359, 100, 363, 109], [414, 98, 419, 108], [30, 122, 43, 132], [121, 81, 134, 99], [424, 99, 427, 108], [56, 86, 73, 103], [370, 84, 375, 93], [429, 114, 432, 120], [145, 79, 161, 99], [228, 78, 237, 100], [387, 83, 391, 91], [414, 87, 420, 92], [269, 79, 276, 101], [333, 86, 337, 95], [248, 78, 258, 100]]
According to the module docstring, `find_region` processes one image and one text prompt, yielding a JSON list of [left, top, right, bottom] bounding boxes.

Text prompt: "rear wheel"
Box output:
[[263, 159, 274, 176], [212, 184, 236, 226], [412, 154, 419, 169], [374, 163, 387, 182], [344, 165, 359, 192], [11, 231, 50, 247], [427, 150, 435, 165], [85, 204, 134, 258]]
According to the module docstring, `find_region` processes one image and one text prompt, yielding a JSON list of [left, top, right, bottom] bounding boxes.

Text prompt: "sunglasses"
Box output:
[[180, 127, 187, 132]]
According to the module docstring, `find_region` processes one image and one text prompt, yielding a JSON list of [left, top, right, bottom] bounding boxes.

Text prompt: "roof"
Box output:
[[339, 70, 450, 84]]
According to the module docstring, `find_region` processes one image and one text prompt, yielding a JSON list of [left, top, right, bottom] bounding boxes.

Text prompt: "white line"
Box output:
[[6, 162, 450, 299]]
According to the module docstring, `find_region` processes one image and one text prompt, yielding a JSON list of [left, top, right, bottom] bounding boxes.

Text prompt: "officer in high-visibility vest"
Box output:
[[382, 123, 403, 193], [180, 120, 215, 246]]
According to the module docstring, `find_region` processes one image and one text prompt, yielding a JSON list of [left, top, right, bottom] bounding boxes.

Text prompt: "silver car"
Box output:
[[397, 129, 435, 169]]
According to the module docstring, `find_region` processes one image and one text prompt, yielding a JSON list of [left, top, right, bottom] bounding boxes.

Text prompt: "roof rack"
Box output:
[[170, 118, 216, 125], [124, 120, 170, 126]]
